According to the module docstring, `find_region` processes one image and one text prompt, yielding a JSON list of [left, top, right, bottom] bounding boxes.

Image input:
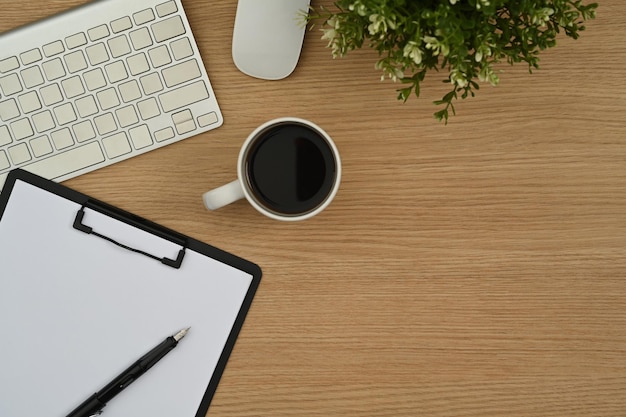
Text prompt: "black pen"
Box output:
[[66, 327, 190, 417]]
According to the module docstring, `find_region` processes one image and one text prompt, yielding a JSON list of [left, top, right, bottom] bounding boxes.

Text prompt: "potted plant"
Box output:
[[308, 0, 598, 122]]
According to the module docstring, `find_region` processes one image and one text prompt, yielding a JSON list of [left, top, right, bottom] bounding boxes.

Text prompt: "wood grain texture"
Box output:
[[2, 1, 625, 416]]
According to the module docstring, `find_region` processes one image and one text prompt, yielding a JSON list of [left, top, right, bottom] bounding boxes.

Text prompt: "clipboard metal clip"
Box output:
[[73, 200, 186, 269]]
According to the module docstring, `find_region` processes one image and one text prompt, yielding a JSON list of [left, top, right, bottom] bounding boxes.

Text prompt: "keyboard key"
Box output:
[[151, 16, 185, 43], [42, 58, 66, 81], [86, 43, 110, 66], [53, 102, 78, 125], [10, 118, 34, 140], [94, 112, 117, 135], [32, 110, 56, 133], [198, 112, 219, 127], [75, 95, 99, 118], [115, 105, 139, 128], [84, 68, 107, 91], [0, 56, 19, 73], [105, 61, 129, 83], [154, 127, 174, 142], [171, 109, 191, 124], [61, 76, 85, 99], [64, 50, 88, 73], [129, 27, 153, 50], [133, 9, 155, 25], [51, 128, 75, 150], [129, 124, 152, 149], [97, 88, 120, 110], [127, 53, 150, 76], [156, 1, 178, 18], [118, 80, 142, 102], [43, 41, 65, 57], [0, 125, 12, 146], [30, 136, 53, 157], [88, 25, 110, 42], [102, 132, 131, 158], [0, 73, 23, 96], [159, 80, 209, 113], [19, 141, 105, 180], [137, 97, 160, 120], [172, 109, 195, 134], [8, 143, 31, 164], [170, 38, 193, 60], [18, 91, 42, 114], [0, 150, 10, 170], [148, 45, 172, 68], [20, 48, 42, 65], [108, 35, 132, 58], [111, 16, 133, 34], [0, 99, 20, 121], [21, 66, 45, 88], [140, 72, 163, 94], [162, 59, 201, 87], [73, 120, 96, 142], [65, 33, 88, 49], [40, 84, 64, 106]]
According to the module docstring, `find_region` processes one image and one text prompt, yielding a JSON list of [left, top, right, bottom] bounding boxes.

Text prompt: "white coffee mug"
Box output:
[[203, 117, 341, 221]]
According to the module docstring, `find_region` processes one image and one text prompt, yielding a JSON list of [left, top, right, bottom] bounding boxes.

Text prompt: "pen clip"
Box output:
[[89, 411, 103, 417]]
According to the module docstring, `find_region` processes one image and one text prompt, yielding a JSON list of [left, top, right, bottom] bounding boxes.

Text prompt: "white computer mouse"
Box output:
[[232, 0, 311, 80]]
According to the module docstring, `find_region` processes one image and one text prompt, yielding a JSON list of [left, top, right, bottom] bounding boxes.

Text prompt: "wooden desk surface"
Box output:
[[3, 1, 625, 415]]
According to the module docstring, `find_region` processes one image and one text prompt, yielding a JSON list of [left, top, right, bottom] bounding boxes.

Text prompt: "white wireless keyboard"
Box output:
[[0, 0, 223, 188]]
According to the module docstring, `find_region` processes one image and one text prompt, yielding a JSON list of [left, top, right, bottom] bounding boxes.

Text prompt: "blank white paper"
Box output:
[[0, 180, 254, 417]]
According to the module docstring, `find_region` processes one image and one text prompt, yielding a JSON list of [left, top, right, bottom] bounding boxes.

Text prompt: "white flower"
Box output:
[[450, 69, 468, 88], [367, 13, 397, 38], [478, 65, 499, 86], [391, 67, 404, 81], [532, 8, 555, 25], [321, 27, 336, 44], [423, 35, 449, 56], [403, 41, 423, 65], [375, 60, 404, 82], [320, 18, 342, 57], [423, 35, 438, 49], [368, 14, 385, 35], [348, 2, 367, 16], [476, 0, 490, 10], [449, 0, 458, 4]]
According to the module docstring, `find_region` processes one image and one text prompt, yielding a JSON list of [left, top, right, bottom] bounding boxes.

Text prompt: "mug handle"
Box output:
[[203, 180, 245, 210]]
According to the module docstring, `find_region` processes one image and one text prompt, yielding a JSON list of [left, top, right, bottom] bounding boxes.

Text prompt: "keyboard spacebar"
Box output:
[[21, 142, 105, 180]]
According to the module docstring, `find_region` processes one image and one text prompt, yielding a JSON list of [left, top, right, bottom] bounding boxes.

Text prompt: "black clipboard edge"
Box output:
[[0, 169, 20, 221], [195, 254, 262, 417], [0, 168, 263, 416]]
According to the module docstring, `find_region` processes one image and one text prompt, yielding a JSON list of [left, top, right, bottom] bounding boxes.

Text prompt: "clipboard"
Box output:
[[0, 169, 262, 417]]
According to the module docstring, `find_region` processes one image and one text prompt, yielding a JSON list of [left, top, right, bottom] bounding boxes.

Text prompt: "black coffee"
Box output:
[[245, 123, 337, 216]]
